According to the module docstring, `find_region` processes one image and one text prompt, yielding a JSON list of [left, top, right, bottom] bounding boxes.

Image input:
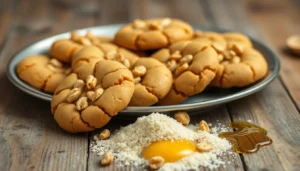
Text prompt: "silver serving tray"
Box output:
[[7, 24, 280, 115]]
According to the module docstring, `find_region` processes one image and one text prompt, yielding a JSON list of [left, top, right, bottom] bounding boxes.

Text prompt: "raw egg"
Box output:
[[142, 140, 196, 162]]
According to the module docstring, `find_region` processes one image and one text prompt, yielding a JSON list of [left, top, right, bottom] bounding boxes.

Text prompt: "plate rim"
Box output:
[[6, 24, 280, 114]]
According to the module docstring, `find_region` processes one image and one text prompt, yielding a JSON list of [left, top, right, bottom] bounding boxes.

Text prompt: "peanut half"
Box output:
[[196, 142, 212, 153], [174, 111, 190, 126], [174, 63, 189, 77], [66, 88, 81, 102], [73, 79, 85, 90], [99, 129, 110, 140], [132, 65, 147, 77], [101, 152, 114, 166], [199, 120, 210, 133], [149, 156, 165, 170], [169, 50, 182, 61], [76, 97, 88, 110], [86, 75, 97, 89], [166, 60, 177, 72]]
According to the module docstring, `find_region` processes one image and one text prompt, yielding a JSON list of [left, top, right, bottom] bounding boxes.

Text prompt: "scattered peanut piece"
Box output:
[[161, 18, 171, 27], [123, 59, 131, 68], [169, 50, 182, 60], [149, 156, 165, 170], [166, 60, 177, 72], [86, 75, 97, 89], [179, 54, 193, 64], [199, 120, 210, 133], [76, 97, 88, 110], [93, 88, 104, 101], [133, 19, 147, 29], [231, 43, 244, 55], [132, 65, 147, 77], [99, 129, 110, 140], [174, 63, 189, 77], [174, 111, 190, 126], [196, 142, 212, 153], [101, 152, 114, 166], [73, 79, 85, 89], [66, 88, 81, 102]]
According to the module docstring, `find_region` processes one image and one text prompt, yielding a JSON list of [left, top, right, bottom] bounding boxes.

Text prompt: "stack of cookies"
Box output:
[[17, 18, 268, 133]]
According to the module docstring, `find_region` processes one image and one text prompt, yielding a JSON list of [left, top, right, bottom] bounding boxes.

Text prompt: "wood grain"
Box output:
[[244, 0, 300, 111], [0, 0, 299, 171], [204, 0, 300, 170], [0, 0, 94, 170]]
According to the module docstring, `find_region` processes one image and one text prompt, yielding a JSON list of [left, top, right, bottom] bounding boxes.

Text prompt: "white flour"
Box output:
[[91, 113, 232, 170]]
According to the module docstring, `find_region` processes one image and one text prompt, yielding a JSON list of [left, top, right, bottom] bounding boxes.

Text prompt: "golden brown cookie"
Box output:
[[210, 47, 268, 88], [114, 18, 194, 50], [194, 31, 227, 53], [17, 55, 70, 93], [151, 40, 219, 105], [49, 39, 82, 63], [129, 58, 173, 106], [222, 32, 253, 48], [51, 60, 135, 133], [49, 31, 113, 63], [71, 44, 139, 81], [71, 31, 113, 45]]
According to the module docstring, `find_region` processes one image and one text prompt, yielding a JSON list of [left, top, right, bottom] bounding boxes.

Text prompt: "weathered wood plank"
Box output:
[[0, 0, 99, 170], [243, 0, 300, 111], [205, 0, 300, 170], [88, 0, 244, 170]]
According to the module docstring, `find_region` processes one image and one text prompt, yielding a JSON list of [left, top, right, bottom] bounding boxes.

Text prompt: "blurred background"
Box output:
[[1, 0, 299, 52]]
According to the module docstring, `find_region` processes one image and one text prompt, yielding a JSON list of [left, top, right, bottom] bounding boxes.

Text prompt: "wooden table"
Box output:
[[1, 0, 300, 170]]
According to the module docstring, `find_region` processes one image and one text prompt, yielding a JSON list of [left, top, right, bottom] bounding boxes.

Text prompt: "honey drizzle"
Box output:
[[218, 121, 272, 154]]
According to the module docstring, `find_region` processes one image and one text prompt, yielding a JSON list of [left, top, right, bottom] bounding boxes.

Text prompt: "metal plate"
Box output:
[[7, 24, 280, 115]]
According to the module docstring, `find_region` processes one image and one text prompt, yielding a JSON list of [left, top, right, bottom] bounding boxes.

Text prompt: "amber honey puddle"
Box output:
[[218, 121, 272, 154]]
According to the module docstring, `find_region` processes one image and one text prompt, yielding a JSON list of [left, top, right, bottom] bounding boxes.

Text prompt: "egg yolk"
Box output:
[[142, 140, 196, 162]]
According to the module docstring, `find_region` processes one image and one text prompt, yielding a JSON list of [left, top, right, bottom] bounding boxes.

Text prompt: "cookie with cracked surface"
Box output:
[[210, 47, 268, 88], [151, 40, 219, 105], [17, 55, 70, 93], [129, 58, 173, 106], [49, 31, 113, 63], [114, 18, 194, 50], [71, 31, 113, 45], [222, 32, 253, 48], [194, 31, 227, 53], [71, 44, 139, 80], [49, 39, 82, 63], [51, 60, 135, 133]]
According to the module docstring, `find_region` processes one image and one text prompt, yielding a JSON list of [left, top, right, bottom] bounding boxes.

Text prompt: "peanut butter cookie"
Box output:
[[49, 39, 82, 63], [51, 60, 135, 133], [151, 40, 219, 105], [129, 58, 173, 106], [210, 46, 268, 88], [194, 31, 227, 53], [222, 32, 253, 48], [17, 55, 70, 93], [71, 44, 139, 81], [114, 18, 194, 50], [49, 31, 113, 63]]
